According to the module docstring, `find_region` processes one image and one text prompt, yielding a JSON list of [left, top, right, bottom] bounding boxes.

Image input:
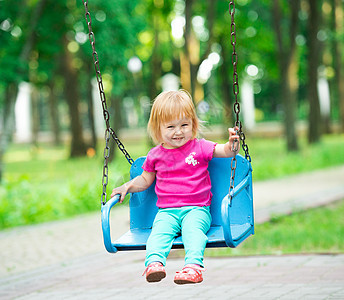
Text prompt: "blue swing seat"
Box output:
[[101, 154, 254, 253]]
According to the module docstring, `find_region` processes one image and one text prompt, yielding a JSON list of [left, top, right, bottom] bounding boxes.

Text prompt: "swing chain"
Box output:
[[228, 1, 251, 199], [229, 154, 237, 199], [101, 128, 111, 205], [82, 0, 134, 204], [109, 128, 134, 165], [229, 1, 251, 163]]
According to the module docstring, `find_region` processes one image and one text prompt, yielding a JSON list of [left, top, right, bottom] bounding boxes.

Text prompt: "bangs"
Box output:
[[156, 96, 194, 124]]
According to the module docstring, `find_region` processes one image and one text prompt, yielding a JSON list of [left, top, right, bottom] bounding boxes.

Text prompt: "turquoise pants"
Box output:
[[145, 206, 212, 268]]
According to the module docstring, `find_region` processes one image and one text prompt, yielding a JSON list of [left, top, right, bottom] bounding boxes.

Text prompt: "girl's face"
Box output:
[[160, 116, 193, 149]]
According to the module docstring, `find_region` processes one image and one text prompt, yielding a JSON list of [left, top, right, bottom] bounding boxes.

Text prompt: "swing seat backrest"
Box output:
[[101, 154, 254, 253]]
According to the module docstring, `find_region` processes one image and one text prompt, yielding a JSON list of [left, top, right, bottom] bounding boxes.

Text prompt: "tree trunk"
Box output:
[[0, 84, 17, 182], [219, 33, 233, 126], [108, 96, 122, 162], [31, 86, 39, 147], [331, 0, 344, 132], [307, 0, 322, 143], [87, 64, 97, 150], [183, 0, 216, 101], [336, 1, 344, 133], [62, 36, 87, 157], [48, 81, 61, 146], [272, 0, 300, 151], [281, 57, 299, 151], [183, 0, 194, 97], [148, 15, 161, 101]]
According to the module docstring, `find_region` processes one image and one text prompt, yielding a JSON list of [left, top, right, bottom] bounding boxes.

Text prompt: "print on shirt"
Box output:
[[185, 152, 199, 166]]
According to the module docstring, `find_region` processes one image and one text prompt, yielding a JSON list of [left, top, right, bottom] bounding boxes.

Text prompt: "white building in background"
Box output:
[[317, 67, 331, 119], [241, 79, 255, 131], [14, 82, 32, 143], [318, 77, 331, 118], [92, 78, 106, 138]]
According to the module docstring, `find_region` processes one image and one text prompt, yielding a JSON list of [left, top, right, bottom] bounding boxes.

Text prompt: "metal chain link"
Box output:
[[82, 0, 134, 205], [229, 1, 252, 199], [101, 128, 111, 204]]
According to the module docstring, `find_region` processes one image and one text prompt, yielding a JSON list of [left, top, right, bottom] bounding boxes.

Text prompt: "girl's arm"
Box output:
[[213, 127, 240, 158], [110, 170, 156, 203]]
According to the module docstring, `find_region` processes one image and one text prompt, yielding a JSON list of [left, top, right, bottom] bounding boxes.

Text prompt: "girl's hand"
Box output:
[[213, 127, 240, 158], [228, 127, 240, 153], [111, 184, 128, 203]]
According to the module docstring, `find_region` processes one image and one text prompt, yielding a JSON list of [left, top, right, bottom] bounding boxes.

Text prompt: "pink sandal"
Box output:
[[174, 264, 205, 285], [143, 262, 166, 283]]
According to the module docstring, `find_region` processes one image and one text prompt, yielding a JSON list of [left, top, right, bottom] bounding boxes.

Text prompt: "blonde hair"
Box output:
[[147, 90, 200, 144]]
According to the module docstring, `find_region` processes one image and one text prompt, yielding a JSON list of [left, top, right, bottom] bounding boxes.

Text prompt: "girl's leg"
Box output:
[[181, 206, 211, 267], [145, 208, 181, 267]]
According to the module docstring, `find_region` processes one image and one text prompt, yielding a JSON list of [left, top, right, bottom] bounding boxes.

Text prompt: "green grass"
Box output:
[[205, 199, 344, 257], [246, 134, 344, 180], [0, 133, 344, 230]]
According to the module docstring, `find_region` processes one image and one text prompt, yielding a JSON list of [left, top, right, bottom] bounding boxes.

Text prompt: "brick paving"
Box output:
[[0, 165, 344, 299], [1, 253, 343, 299]]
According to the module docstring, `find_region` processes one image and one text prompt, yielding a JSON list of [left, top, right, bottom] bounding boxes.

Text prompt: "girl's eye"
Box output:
[[167, 126, 174, 129], [182, 124, 188, 127]]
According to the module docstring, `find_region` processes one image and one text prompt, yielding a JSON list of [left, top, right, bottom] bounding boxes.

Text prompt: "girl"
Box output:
[[111, 90, 239, 284]]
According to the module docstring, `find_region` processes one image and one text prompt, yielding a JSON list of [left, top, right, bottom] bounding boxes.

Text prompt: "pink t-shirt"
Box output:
[[142, 138, 217, 208]]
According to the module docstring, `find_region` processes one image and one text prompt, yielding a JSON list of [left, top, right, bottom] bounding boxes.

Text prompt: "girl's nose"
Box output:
[[175, 127, 182, 134]]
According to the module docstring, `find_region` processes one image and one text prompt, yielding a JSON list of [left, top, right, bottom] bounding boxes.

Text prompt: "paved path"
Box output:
[[0, 165, 344, 299], [1, 253, 343, 299]]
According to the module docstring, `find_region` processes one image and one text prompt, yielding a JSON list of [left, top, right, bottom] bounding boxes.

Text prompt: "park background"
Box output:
[[0, 0, 344, 256]]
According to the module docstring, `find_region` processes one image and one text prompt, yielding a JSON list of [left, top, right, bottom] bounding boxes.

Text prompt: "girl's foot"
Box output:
[[143, 262, 166, 283], [174, 264, 205, 284]]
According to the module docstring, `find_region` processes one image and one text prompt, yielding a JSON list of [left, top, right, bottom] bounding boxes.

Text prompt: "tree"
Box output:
[[34, 0, 67, 147], [272, 0, 300, 151], [85, 63, 97, 150], [36, 0, 87, 157], [61, 35, 87, 157], [306, 0, 322, 143], [329, 0, 344, 132], [218, 30, 234, 124], [48, 80, 61, 146], [182, 0, 216, 102]]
